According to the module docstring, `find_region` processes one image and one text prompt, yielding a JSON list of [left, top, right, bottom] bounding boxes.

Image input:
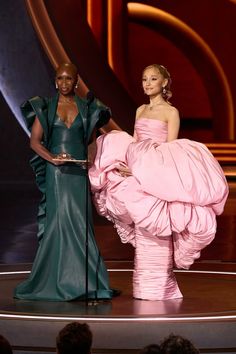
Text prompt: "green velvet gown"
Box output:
[[14, 95, 113, 301]]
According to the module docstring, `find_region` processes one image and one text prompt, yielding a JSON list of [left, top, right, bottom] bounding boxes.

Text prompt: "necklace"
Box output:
[[59, 96, 75, 104], [149, 102, 163, 110]]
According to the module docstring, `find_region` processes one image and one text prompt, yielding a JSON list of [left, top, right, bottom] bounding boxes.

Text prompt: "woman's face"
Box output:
[[55, 65, 78, 96], [142, 67, 167, 97]]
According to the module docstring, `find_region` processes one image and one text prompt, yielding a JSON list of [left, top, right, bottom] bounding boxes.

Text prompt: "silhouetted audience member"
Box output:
[[0, 335, 13, 354], [56, 322, 92, 354], [140, 344, 161, 354], [159, 333, 199, 353]]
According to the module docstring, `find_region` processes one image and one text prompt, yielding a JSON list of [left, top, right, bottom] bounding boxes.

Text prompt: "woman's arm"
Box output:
[[133, 130, 138, 140], [119, 107, 144, 176], [30, 117, 61, 165], [167, 108, 180, 142], [133, 104, 145, 138]]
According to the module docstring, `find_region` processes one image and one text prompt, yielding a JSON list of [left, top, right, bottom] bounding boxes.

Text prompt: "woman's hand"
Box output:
[[117, 167, 132, 177], [51, 158, 65, 166], [51, 152, 71, 165], [31, 117, 66, 165], [55, 152, 72, 160]]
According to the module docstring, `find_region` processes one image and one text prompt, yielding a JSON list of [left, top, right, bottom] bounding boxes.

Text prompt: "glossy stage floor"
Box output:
[[0, 180, 236, 354]]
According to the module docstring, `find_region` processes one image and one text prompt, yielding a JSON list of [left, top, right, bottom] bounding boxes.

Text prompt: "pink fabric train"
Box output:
[[89, 118, 229, 300]]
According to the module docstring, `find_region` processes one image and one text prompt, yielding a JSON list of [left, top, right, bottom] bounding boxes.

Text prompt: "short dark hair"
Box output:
[[56, 322, 92, 354], [140, 344, 161, 354], [160, 334, 199, 354], [0, 335, 13, 354]]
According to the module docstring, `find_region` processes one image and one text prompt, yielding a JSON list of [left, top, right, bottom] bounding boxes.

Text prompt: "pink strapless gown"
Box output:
[[89, 119, 229, 300]]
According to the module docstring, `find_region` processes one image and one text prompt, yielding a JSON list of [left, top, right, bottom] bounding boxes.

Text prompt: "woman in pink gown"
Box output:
[[89, 64, 229, 301]]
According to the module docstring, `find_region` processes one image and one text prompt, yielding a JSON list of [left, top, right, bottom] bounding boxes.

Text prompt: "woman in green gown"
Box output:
[[14, 63, 113, 301]]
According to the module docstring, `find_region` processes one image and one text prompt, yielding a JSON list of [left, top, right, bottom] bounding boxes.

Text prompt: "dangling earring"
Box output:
[[162, 87, 167, 94], [75, 81, 79, 89], [55, 82, 58, 89]]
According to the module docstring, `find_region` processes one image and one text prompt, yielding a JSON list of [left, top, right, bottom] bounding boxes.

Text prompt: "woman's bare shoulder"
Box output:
[[166, 105, 180, 126], [166, 104, 178, 113], [136, 104, 146, 112], [166, 105, 179, 117], [135, 104, 146, 118]]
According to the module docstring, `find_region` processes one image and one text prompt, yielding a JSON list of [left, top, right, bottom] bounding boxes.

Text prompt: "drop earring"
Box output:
[[55, 82, 58, 89], [162, 87, 167, 94]]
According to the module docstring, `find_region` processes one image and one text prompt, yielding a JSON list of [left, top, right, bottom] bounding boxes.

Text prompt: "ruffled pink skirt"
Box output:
[[89, 131, 228, 300]]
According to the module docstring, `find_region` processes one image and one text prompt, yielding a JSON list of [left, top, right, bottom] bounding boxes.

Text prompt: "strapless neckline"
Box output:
[[135, 117, 168, 144], [136, 118, 167, 125]]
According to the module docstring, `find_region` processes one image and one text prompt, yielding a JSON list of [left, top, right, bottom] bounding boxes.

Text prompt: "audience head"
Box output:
[[140, 343, 161, 354], [56, 322, 92, 354], [159, 333, 199, 354], [0, 335, 13, 354]]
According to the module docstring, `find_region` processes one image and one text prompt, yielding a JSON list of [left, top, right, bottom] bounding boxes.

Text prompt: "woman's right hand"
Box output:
[[117, 167, 132, 177], [52, 159, 65, 166], [51, 153, 67, 165], [31, 117, 65, 165]]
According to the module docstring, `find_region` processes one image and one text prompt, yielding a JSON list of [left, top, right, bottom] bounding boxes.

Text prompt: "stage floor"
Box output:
[[0, 181, 236, 353], [1, 262, 236, 353]]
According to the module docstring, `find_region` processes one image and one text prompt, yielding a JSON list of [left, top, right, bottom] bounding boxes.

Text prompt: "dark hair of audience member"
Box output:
[[159, 333, 199, 354], [0, 335, 13, 354], [140, 343, 161, 354], [56, 322, 92, 354]]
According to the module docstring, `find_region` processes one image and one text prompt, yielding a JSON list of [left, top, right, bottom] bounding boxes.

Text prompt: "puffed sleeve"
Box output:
[[20, 96, 49, 195], [20, 96, 49, 137], [87, 98, 111, 140]]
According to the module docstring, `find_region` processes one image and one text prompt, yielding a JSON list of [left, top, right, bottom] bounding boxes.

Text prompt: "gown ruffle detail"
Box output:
[[89, 118, 228, 300]]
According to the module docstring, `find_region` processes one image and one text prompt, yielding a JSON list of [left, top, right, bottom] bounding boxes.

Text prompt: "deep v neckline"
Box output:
[[57, 113, 79, 129]]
